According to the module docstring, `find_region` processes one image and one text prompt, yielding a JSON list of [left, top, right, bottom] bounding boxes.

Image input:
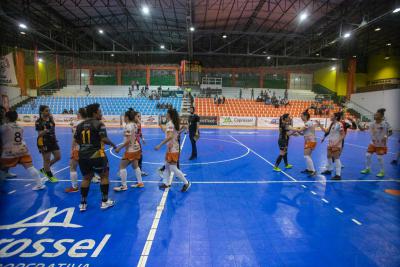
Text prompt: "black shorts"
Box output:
[[38, 142, 60, 153], [278, 139, 288, 150], [79, 157, 109, 176]]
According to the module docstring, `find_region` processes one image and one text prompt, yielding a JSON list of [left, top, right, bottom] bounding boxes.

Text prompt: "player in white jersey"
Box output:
[[296, 109, 317, 176], [113, 109, 144, 191], [65, 108, 88, 193], [317, 112, 345, 180], [360, 108, 393, 177], [0, 111, 45, 190], [155, 108, 191, 192]]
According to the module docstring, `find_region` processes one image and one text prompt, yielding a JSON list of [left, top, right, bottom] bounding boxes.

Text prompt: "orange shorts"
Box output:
[[71, 150, 79, 161], [367, 144, 387, 155], [328, 146, 342, 154], [165, 152, 179, 164], [1, 154, 32, 168], [305, 141, 317, 150], [123, 151, 142, 161]]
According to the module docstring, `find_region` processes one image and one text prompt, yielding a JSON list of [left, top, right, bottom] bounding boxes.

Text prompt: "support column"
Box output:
[[259, 69, 264, 88], [117, 66, 122, 85], [15, 49, 27, 96], [347, 58, 357, 98], [175, 68, 179, 86], [89, 69, 93, 85], [146, 66, 150, 85]]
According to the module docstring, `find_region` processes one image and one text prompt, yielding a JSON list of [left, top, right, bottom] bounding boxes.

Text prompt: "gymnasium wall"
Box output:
[[350, 89, 400, 130], [368, 55, 400, 81]]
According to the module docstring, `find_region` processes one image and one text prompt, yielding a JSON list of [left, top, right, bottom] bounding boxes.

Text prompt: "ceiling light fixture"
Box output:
[[18, 23, 27, 29], [190, 26, 195, 32], [331, 66, 336, 71], [384, 56, 390, 60], [142, 5, 150, 15], [393, 7, 400, 13], [267, 56, 271, 60], [160, 44, 165, 49], [387, 43, 391, 46], [299, 12, 308, 22], [98, 29, 104, 34], [20, 31, 26, 35], [374, 27, 381, 31], [343, 32, 351, 38], [222, 34, 227, 39]]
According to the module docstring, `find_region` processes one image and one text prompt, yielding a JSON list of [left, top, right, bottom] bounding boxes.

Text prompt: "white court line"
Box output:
[[352, 219, 362, 225], [230, 135, 297, 182], [137, 134, 187, 267], [5, 178, 400, 184], [322, 198, 329, 204], [24, 183, 31, 187], [335, 207, 344, 213], [310, 191, 317, 195], [8, 190, 16, 195]]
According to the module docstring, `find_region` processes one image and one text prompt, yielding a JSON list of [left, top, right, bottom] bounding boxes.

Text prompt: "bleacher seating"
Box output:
[[55, 85, 180, 97], [194, 88, 317, 101], [195, 98, 341, 117], [17, 96, 182, 116]]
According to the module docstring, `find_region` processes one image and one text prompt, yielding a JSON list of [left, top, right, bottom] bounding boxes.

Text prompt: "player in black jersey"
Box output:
[[74, 103, 117, 211], [273, 113, 297, 172], [35, 105, 61, 182]]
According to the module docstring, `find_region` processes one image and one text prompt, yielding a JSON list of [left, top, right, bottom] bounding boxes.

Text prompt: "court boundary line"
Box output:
[[137, 134, 187, 267]]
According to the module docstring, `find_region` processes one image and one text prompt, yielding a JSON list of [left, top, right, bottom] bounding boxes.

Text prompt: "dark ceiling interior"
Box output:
[[1, 0, 399, 67]]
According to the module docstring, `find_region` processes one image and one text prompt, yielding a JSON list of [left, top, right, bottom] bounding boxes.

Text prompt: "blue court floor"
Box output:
[[1, 127, 399, 267]]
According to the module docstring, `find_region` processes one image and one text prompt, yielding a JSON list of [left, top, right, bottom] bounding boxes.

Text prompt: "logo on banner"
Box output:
[[223, 117, 233, 123], [0, 207, 111, 260]]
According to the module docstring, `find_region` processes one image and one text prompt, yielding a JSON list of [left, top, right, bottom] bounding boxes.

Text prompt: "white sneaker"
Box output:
[[6, 172, 17, 178], [41, 177, 49, 183], [92, 175, 100, 183], [113, 185, 128, 191], [101, 199, 115, 210], [79, 203, 87, 212], [157, 169, 164, 179], [141, 171, 148, 176], [32, 184, 46, 191]]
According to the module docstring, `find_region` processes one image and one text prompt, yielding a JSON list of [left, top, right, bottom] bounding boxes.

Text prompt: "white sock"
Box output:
[[119, 168, 127, 187], [27, 167, 42, 187], [170, 165, 189, 185], [70, 171, 78, 188], [162, 164, 171, 185], [304, 155, 315, 172], [326, 158, 333, 171], [366, 153, 372, 169], [335, 159, 342, 176], [135, 167, 142, 183], [377, 155, 384, 173]]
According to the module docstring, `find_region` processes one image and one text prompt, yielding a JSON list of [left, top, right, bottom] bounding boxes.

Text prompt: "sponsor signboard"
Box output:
[[219, 116, 256, 126], [257, 117, 279, 127], [0, 53, 17, 85], [141, 115, 159, 125], [200, 116, 218, 126]]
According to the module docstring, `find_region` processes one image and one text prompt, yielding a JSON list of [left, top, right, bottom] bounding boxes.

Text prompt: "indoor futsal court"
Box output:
[[1, 0, 400, 267]]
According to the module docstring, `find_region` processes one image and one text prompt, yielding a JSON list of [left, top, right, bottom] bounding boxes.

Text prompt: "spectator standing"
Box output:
[[136, 80, 140, 91], [239, 88, 242, 99], [251, 88, 254, 100], [284, 88, 289, 100]]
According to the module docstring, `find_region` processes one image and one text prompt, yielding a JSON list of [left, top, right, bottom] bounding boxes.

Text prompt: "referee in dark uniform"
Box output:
[[188, 106, 200, 160]]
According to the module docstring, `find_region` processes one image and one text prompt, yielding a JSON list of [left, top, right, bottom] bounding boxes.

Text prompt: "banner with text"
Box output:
[[0, 53, 17, 85], [219, 116, 256, 126]]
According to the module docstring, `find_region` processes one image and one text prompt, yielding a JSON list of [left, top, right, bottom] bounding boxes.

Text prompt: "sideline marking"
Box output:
[[24, 183, 31, 187], [137, 134, 187, 267], [8, 190, 16, 194], [352, 219, 362, 225], [322, 198, 329, 203], [335, 207, 344, 213]]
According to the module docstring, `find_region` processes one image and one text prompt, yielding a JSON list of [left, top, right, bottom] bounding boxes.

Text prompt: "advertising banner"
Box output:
[[257, 117, 280, 127], [200, 116, 218, 126], [219, 116, 256, 126], [141, 115, 159, 125], [0, 53, 17, 85]]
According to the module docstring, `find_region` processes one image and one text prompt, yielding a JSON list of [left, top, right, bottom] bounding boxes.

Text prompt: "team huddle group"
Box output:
[[0, 104, 191, 211], [0, 104, 397, 211]]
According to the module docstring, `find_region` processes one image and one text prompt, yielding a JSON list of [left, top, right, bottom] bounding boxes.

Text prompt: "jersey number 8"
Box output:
[[14, 132, 22, 143]]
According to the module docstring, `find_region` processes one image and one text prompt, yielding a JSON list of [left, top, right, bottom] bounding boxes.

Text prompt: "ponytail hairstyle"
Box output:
[[39, 105, 49, 118], [78, 107, 87, 119], [324, 111, 343, 139], [167, 108, 180, 131], [333, 112, 342, 121], [279, 113, 290, 130], [302, 109, 310, 120]]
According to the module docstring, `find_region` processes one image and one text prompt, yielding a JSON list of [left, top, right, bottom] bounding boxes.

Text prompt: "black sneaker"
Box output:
[[188, 156, 197, 160], [301, 169, 312, 174], [159, 184, 170, 189], [181, 181, 191, 192], [321, 170, 332, 175], [391, 160, 398, 165], [332, 175, 341, 180]]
